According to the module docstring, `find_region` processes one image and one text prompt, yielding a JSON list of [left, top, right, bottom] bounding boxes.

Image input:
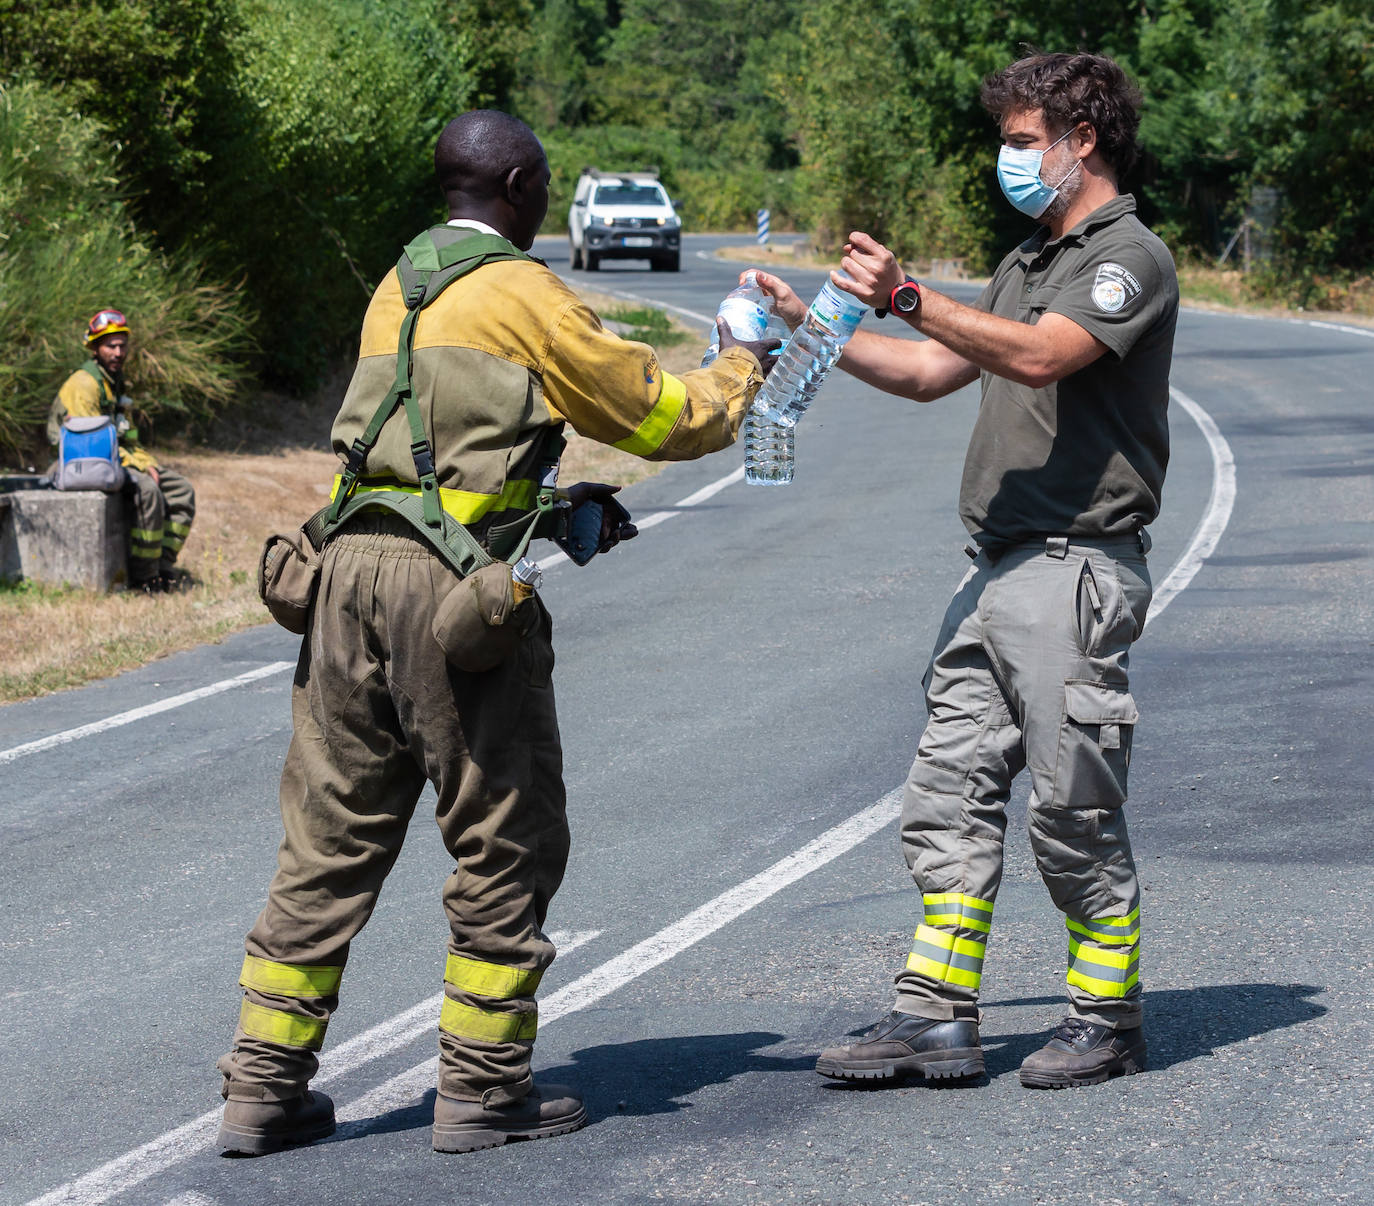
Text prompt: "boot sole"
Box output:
[[816, 1049, 985, 1084], [432, 1104, 589, 1154], [217, 1117, 336, 1156], [1019, 1053, 1146, 1089]]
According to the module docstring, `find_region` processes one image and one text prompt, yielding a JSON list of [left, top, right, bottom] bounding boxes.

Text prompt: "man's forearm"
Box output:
[[838, 322, 980, 402], [908, 288, 1105, 389]]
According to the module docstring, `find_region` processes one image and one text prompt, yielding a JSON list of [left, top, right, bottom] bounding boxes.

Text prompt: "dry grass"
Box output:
[[0, 446, 339, 701], [0, 290, 705, 702]]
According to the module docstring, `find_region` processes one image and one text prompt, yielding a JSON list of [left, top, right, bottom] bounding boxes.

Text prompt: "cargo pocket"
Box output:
[[1050, 680, 1139, 810]]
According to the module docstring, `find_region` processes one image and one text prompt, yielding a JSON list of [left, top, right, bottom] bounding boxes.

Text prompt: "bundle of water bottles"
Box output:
[[701, 270, 867, 485]]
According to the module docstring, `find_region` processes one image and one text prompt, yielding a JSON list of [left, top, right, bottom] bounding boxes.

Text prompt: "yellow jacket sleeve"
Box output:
[[540, 296, 763, 461]]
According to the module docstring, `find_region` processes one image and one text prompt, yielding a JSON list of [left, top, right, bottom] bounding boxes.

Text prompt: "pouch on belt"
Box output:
[[257, 525, 323, 635], [431, 561, 537, 673]]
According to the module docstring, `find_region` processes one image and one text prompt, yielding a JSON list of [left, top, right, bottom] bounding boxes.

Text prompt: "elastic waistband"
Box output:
[[327, 512, 441, 556]]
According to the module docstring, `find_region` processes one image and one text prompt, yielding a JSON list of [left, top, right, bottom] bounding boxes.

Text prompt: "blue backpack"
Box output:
[[55, 415, 127, 492]]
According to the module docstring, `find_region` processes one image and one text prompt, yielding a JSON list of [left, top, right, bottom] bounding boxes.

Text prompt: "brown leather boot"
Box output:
[[1019, 1017, 1147, 1088], [432, 1082, 587, 1154], [218, 1090, 336, 1156], [815, 1007, 985, 1083]]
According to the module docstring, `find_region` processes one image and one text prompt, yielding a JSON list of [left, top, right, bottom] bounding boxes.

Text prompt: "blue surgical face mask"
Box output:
[[996, 127, 1080, 219]]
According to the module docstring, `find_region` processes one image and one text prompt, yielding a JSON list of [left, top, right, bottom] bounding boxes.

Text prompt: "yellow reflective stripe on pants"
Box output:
[[1066, 936, 1140, 998], [922, 891, 995, 934], [165, 519, 192, 537], [1066, 908, 1140, 946], [329, 475, 539, 527], [240, 955, 343, 999], [444, 953, 543, 1000], [612, 372, 688, 457], [906, 924, 986, 991], [129, 526, 162, 543], [439, 997, 538, 1043], [238, 999, 328, 1050]]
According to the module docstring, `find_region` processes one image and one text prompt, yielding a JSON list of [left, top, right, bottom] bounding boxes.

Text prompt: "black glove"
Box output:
[[559, 482, 638, 564]]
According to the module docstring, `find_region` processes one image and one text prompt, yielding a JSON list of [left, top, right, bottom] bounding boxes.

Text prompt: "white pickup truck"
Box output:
[[567, 169, 681, 272]]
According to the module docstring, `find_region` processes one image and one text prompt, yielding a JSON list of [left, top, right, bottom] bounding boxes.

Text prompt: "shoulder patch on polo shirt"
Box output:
[[1091, 262, 1142, 313]]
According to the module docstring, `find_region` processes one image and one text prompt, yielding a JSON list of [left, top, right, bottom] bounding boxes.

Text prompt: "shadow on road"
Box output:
[[978, 982, 1327, 1076], [332, 986, 1323, 1140], [331, 1031, 812, 1142], [541, 1031, 814, 1120]]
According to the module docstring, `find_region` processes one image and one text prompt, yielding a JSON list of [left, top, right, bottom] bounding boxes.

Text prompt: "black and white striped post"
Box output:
[[756, 208, 770, 246]]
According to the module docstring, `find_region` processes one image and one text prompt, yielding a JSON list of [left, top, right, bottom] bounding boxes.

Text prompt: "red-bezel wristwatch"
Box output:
[[876, 278, 921, 318]]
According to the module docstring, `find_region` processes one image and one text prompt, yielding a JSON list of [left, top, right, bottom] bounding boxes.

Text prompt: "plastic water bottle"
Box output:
[[743, 311, 795, 486], [701, 270, 770, 366], [700, 273, 799, 484], [754, 273, 867, 427]]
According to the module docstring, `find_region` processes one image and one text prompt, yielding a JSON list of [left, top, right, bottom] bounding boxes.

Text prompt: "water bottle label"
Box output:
[[718, 296, 769, 340], [808, 280, 866, 338]]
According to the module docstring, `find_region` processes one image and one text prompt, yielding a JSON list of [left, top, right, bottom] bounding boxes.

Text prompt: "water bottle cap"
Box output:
[[512, 556, 543, 588]]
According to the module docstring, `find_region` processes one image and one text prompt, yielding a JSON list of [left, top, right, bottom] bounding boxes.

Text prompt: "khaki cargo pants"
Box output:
[[894, 535, 1151, 1029], [125, 467, 195, 583], [218, 516, 568, 1106]]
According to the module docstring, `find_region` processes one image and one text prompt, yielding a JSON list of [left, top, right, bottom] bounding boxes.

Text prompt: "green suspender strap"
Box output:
[[310, 228, 563, 579], [79, 361, 114, 411]]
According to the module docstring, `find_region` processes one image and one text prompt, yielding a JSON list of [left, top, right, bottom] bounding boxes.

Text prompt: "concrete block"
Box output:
[[0, 488, 128, 590]]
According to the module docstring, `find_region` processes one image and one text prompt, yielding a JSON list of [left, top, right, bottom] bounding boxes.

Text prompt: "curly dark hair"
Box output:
[[980, 52, 1142, 177]]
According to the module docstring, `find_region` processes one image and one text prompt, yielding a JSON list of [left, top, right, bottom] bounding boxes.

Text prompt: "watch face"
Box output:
[[893, 283, 921, 313]]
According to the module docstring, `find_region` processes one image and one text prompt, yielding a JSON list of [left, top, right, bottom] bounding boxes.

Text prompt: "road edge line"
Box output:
[[1147, 387, 1237, 625]]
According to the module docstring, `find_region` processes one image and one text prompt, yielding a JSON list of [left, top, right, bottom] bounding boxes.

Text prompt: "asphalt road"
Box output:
[[2, 233, 1371, 1206]]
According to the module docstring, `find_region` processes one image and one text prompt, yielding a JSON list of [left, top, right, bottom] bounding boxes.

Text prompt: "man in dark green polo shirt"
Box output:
[[756, 51, 1178, 1089]]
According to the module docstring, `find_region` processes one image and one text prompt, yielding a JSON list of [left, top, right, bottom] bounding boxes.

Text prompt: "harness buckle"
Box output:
[[345, 439, 369, 476], [411, 442, 436, 479]]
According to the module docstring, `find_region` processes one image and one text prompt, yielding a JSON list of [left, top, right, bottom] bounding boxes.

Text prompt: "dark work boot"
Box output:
[[1019, 1017, 1147, 1089], [218, 1090, 336, 1155], [815, 1007, 985, 1084], [432, 1082, 587, 1154]]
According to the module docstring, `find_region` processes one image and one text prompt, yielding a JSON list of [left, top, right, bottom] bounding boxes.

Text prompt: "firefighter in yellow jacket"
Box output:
[[48, 310, 196, 592], [215, 110, 776, 1158]]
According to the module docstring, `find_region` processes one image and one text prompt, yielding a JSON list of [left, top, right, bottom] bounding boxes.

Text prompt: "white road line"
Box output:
[[1147, 387, 1238, 624], [0, 662, 295, 765], [1182, 304, 1374, 341], [1303, 318, 1374, 340]]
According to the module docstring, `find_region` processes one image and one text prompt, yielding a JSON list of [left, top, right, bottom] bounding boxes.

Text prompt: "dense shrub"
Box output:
[[0, 81, 251, 462]]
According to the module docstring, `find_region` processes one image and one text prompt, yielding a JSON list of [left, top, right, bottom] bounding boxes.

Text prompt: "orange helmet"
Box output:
[[85, 309, 130, 346]]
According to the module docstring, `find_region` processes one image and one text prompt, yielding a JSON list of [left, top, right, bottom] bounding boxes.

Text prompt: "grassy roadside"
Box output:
[[0, 292, 702, 704]]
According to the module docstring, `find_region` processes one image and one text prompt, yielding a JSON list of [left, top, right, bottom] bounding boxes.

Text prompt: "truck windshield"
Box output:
[[594, 183, 666, 206]]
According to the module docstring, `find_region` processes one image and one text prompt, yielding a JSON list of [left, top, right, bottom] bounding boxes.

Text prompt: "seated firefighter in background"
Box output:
[[47, 309, 196, 593]]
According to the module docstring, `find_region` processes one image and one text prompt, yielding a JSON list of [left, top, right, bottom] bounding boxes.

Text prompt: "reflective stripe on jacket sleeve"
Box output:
[[541, 299, 763, 461]]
